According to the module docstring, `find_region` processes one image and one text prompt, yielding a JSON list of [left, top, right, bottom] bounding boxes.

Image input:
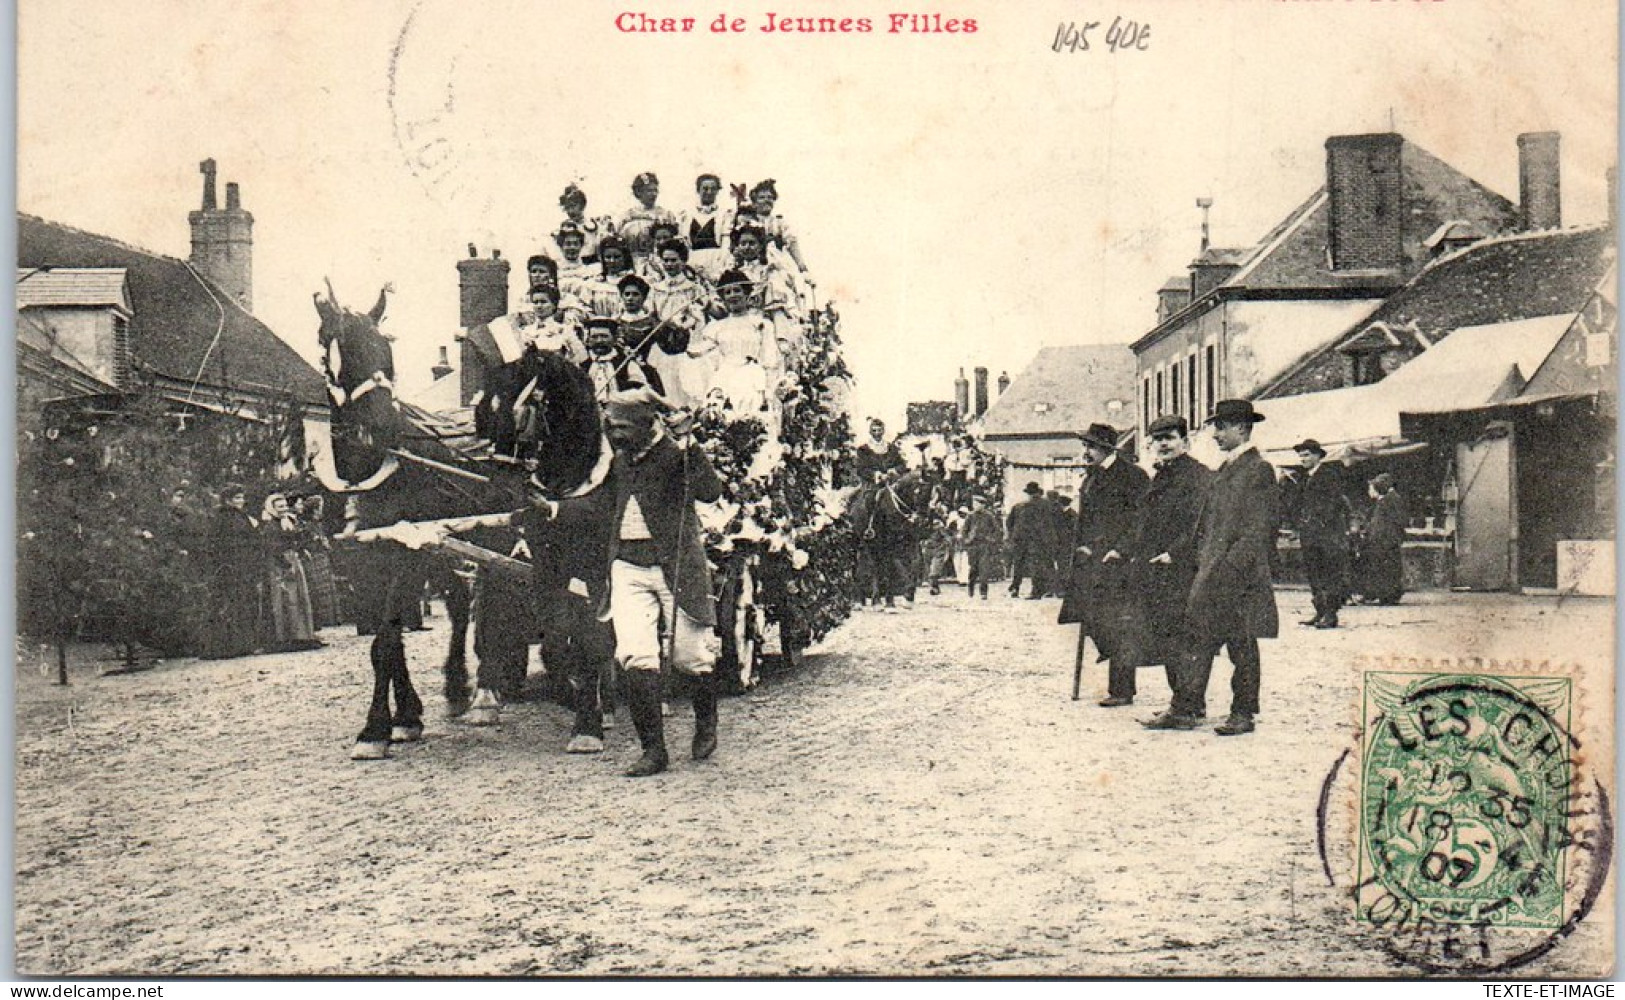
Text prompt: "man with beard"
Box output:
[[1058, 422, 1149, 707], [1134, 416, 1214, 731], [535, 389, 724, 776]]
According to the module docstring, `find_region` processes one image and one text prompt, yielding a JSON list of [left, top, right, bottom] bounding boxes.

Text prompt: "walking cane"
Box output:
[[1071, 624, 1087, 701]]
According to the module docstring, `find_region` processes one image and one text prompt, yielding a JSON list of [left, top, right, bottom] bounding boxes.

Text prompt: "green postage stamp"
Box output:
[[1356, 669, 1582, 931]]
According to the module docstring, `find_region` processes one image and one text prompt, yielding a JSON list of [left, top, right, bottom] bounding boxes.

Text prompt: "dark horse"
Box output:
[[848, 471, 925, 608], [313, 286, 605, 759]]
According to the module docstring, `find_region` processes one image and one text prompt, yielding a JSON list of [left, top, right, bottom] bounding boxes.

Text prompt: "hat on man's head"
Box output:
[[716, 268, 756, 290], [914, 440, 931, 452], [584, 316, 619, 333], [1292, 438, 1327, 457], [1205, 399, 1266, 426], [1077, 422, 1120, 451], [603, 387, 671, 428], [1023, 481, 1043, 496], [1147, 414, 1189, 438]]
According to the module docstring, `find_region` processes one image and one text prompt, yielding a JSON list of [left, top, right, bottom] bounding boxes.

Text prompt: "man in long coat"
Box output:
[[1179, 399, 1279, 736], [1058, 422, 1150, 706], [1006, 482, 1052, 599], [538, 388, 724, 776], [1131, 416, 1212, 729], [1284, 438, 1351, 628]]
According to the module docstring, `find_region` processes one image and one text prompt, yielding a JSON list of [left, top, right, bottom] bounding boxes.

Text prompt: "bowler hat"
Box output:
[[1292, 438, 1327, 457], [1077, 422, 1119, 451], [1024, 481, 1043, 496], [1147, 414, 1189, 437], [1205, 399, 1265, 426]]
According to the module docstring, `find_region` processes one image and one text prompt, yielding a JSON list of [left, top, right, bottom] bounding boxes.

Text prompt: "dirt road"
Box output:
[[13, 589, 1614, 976]]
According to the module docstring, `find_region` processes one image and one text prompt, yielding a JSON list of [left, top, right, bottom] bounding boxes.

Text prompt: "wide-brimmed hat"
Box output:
[[1292, 438, 1327, 457], [1023, 481, 1043, 496], [1205, 399, 1266, 426], [1077, 422, 1119, 451], [1147, 414, 1189, 438]]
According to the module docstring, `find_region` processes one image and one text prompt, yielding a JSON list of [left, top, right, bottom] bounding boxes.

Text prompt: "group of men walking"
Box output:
[[1058, 399, 1278, 737]]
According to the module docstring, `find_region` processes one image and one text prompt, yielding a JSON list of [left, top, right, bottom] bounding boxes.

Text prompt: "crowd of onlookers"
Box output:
[[177, 483, 341, 659]]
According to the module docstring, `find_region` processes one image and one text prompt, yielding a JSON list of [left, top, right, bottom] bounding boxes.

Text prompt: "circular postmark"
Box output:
[[1320, 671, 1612, 975]]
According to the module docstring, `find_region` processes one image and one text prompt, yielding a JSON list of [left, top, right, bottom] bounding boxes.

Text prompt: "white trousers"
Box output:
[[610, 560, 717, 676]]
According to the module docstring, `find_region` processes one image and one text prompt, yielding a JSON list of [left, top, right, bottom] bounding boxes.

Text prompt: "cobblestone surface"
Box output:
[[13, 588, 1615, 976]]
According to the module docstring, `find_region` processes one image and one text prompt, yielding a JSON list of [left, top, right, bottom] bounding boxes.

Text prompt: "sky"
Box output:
[[17, 0, 1618, 431]]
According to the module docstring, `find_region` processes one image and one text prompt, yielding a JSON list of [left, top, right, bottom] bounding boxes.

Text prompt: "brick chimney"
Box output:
[[1517, 131, 1562, 231], [188, 158, 255, 311], [456, 245, 510, 406], [430, 345, 454, 382], [973, 366, 989, 417], [1326, 133, 1405, 272]]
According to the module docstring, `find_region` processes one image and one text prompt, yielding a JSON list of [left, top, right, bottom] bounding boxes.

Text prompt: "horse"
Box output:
[[312, 286, 606, 759], [848, 470, 926, 609]]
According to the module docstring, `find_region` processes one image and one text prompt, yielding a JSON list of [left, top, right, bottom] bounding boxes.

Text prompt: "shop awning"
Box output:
[[1251, 312, 1577, 464]]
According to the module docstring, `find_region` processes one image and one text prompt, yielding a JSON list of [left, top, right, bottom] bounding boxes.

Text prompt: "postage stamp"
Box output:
[[1347, 662, 1612, 973]]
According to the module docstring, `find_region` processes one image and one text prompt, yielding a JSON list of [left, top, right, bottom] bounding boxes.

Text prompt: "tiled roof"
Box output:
[[17, 267, 131, 310], [1256, 226, 1614, 399], [980, 345, 1137, 438], [17, 213, 327, 406], [1351, 225, 1615, 337]]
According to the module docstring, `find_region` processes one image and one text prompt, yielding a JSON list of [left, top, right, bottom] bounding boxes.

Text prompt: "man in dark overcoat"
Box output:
[[1006, 481, 1051, 599], [1130, 416, 1212, 730], [1044, 491, 1074, 597], [537, 388, 724, 777], [1179, 399, 1279, 736], [1057, 422, 1150, 706], [1284, 438, 1351, 628]]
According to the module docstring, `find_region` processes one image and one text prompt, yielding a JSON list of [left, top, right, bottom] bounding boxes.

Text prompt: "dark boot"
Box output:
[[691, 671, 718, 761], [624, 669, 669, 777]]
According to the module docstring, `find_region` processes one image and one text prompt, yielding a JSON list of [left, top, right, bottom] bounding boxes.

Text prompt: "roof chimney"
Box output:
[[997, 371, 1010, 397], [199, 159, 217, 210], [954, 368, 969, 417], [431, 345, 454, 382], [188, 158, 253, 311], [456, 245, 511, 406], [973, 367, 989, 417], [1326, 133, 1405, 272], [1517, 131, 1562, 231]]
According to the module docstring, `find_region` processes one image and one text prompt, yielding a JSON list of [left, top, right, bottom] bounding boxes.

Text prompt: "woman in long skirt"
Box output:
[[260, 493, 322, 652], [1359, 474, 1407, 605]]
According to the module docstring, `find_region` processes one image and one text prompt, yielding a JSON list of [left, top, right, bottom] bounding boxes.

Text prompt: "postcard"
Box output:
[[14, 0, 1617, 979]]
